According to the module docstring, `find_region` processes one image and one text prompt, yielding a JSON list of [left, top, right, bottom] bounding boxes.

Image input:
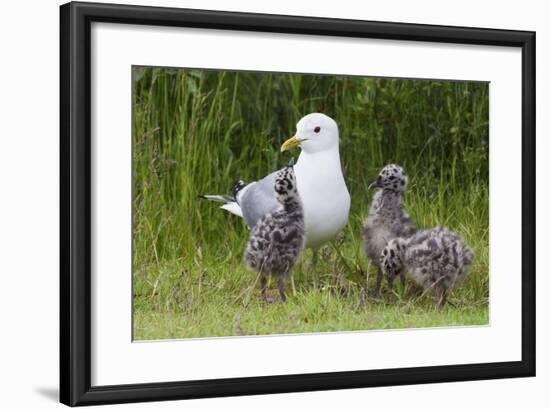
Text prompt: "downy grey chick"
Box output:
[[244, 161, 305, 302], [363, 164, 417, 295], [379, 227, 474, 308]]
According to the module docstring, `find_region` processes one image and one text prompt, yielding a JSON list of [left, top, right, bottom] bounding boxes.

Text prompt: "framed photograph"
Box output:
[[60, 1, 535, 406]]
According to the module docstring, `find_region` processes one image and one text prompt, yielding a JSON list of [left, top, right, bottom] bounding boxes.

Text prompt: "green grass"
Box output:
[[135, 294, 488, 340], [132, 67, 489, 340]]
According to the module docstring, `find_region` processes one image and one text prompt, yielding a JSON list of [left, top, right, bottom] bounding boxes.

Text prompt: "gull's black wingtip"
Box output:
[[232, 180, 247, 199]]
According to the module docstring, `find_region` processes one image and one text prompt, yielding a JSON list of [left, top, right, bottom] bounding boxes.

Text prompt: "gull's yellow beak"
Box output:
[[280, 135, 303, 152]]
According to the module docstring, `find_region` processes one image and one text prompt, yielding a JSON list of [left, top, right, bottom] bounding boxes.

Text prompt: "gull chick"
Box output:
[[363, 164, 416, 295], [244, 162, 305, 302], [380, 227, 474, 308]]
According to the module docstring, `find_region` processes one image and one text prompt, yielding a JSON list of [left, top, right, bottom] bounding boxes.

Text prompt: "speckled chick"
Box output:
[[363, 164, 417, 295], [244, 163, 305, 302], [380, 227, 474, 308]]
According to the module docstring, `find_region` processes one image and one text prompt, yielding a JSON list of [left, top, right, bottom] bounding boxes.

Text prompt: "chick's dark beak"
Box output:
[[368, 180, 380, 190]]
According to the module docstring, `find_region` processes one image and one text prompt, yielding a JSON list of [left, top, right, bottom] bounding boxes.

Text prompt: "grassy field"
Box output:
[[132, 67, 489, 340]]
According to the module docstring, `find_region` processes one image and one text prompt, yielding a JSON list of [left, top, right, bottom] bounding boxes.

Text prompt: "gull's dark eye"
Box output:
[[314, 126, 321, 133]]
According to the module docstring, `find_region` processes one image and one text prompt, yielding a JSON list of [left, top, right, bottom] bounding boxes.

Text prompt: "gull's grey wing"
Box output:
[[238, 170, 280, 228]]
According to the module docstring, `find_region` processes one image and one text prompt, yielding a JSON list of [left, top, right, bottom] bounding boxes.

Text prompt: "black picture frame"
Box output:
[[60, 1, 536, 406]]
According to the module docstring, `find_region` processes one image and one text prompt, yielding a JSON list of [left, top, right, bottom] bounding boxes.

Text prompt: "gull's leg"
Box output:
[[312, 248, 319, 289], [387, 271, 395, 292], [285, 263, 296, 297], [365, 259, 371, 279], [364, 259, 371, 293], [399, 272, 406, 291], [260, 275, 268, 301], [278, 275, 287, 302], [369, 266, 383, 297], [436, 287, 448, 310]]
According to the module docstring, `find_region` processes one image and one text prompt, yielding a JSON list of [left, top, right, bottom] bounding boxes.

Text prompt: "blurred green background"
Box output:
[[132, 67, 489, 340]]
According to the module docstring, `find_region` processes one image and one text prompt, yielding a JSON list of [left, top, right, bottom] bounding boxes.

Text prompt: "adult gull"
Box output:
[[202, 113, 350, 250]]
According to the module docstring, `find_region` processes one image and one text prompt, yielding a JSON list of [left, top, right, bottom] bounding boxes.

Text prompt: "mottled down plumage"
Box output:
[[244, 164, 305, 302], [363, 164, 417, 295], [380, 226, 474, 308]]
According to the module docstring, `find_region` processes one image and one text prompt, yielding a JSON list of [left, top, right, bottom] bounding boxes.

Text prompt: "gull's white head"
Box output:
[[281, 113, 339, 154]]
